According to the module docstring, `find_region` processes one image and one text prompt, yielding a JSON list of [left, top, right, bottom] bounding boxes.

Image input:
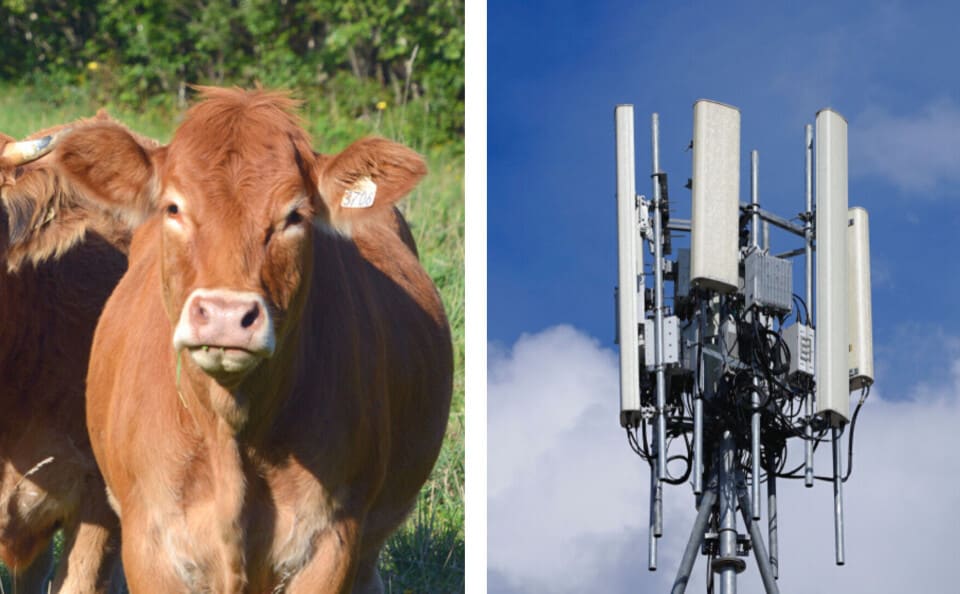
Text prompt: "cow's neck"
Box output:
[[181, 330, 301, 443]]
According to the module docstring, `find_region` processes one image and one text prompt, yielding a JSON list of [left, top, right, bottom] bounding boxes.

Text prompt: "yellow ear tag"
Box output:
[[341, 177, 377, 208]]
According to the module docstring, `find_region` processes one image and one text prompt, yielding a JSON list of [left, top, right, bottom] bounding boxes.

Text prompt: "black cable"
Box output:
[[842, 384, 870, 481], [775, 384, 870, 482], [792, 293, 810, 326], [624, 289, 871, 494], [662, 431, 693, 485], [627, 424, 654, 466]]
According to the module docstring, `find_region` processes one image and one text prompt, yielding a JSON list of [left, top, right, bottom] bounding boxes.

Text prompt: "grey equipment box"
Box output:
[[782, 323, 815, 380], [744, 251, 792, 314]]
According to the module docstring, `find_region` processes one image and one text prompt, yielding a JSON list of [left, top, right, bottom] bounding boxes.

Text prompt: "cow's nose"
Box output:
[[188, 294, 264, 349]]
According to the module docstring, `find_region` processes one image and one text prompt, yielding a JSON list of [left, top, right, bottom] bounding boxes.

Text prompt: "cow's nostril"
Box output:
[[240, 303, 260, 329], [192, 300, 209, 325]]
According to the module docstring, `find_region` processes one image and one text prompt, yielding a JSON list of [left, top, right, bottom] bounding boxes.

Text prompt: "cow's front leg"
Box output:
[[351, 550, 384, 594], [51, 495, 122, 594], [285, 518, 362, 594]]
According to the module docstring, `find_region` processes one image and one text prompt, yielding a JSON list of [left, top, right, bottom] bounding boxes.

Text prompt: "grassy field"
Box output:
[[0, 84, 465, 592]]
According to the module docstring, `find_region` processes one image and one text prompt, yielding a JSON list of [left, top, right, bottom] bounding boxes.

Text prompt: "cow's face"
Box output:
[[158, 109, 319, 386], [5, 89, 426, 389]]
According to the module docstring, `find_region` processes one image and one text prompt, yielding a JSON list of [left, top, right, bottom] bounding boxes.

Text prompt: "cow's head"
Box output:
[[6, 88, 426, 388], [0, 113, 143, 271]]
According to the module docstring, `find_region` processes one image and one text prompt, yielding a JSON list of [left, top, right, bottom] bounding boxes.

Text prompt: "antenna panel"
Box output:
[[691, 99, 740, 293], [848, 207, 874, 390], [615, 105, 643, 426], [815, 109, 850, 423]]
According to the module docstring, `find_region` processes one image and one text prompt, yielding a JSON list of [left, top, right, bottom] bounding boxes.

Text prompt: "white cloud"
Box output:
[[489, 325, 960, 593], [853, 99, 960, 193], [487, 326, 664, 593]]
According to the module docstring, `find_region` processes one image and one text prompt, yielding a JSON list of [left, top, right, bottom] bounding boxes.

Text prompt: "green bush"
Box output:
[[0, 0, 463, 150]]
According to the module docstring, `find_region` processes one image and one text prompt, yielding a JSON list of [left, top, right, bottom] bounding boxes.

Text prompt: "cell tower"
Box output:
[[614, 100, 873, 594]]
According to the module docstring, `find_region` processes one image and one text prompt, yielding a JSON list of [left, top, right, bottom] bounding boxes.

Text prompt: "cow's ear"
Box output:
[[55, 121, 161, 226], [0, 122, 160, 271], [314, 137, 426, 229]]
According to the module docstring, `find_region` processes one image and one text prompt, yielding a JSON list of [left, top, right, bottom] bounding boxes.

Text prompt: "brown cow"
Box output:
[[11, 88, 453, 593], [0, 115, 142, 593]]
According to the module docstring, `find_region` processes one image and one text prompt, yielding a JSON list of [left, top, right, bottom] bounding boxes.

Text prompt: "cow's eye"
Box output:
[[166, 203, 179, 216], [285, 210, 303, 227]]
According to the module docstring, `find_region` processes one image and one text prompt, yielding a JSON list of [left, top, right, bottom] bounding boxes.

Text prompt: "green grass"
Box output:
[[0, 84, 175, 143], [0, 83, 465, 593]]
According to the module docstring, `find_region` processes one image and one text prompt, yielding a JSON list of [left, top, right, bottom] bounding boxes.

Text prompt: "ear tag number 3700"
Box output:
[[341, 177, 377, 208]]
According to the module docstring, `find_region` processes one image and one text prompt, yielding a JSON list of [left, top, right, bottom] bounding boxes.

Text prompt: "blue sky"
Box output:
[[489, 0, 960, 397], [488, 1, 960, 592]]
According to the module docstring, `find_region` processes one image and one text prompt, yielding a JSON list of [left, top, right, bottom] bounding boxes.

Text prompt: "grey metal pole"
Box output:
[[767, 459, 779, 579], [738, 486, 781, 594], [716, 431, 740, 594], [832, 426, 845, 565], [693, 398, 704, 491], [693, 302, 705, 495], [751, 150, 760, 244], [649, 453, 659, 570], [804, 124, 814, 311], [739, 202, 807, 236], [671, 486, 718, 594], [804, 124, 815, 488], [750, 150, 761, 521], [651, 113, 668, 483]]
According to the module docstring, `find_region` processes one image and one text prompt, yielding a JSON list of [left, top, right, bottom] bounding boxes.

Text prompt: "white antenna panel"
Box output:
[[691, 99, 740, 293], [815, 108, 850, 424], [848, 207, 874, 391], [615, 104, 643, 425]]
